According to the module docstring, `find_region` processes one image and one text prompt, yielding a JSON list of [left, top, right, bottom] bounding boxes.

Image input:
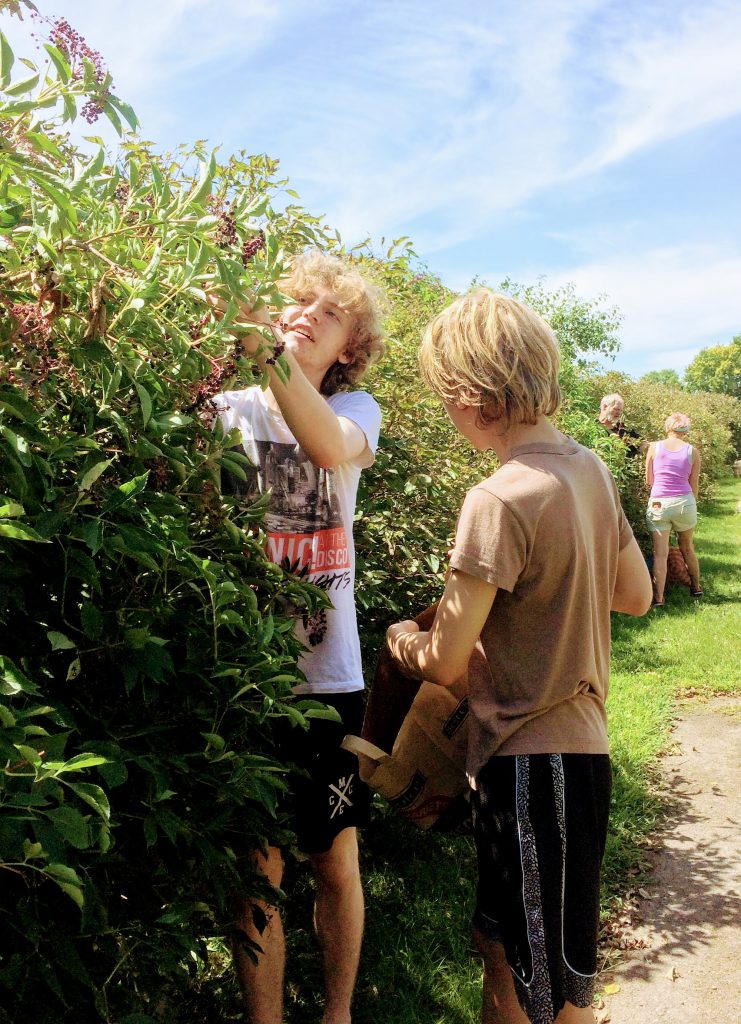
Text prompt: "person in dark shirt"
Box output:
[[598, 393, 641, 456]]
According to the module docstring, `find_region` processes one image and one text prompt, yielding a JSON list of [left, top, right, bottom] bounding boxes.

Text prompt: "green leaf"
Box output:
[[0, 98, 37, 115], [77, 459, 112, 492], [101, 471, 150, 514], [43, 42, 71, 83], [47, 631, 76, 652], [183, 149, 217, 210], [44, 805, 90, 849], [101, 96, 122, 135], [201, 732, 225, 751], [4, 72, 40, 96], [0, 32, 15, 88], [22, 839, 44, 861], [134, 382, 152, 427], [43, 863, 85, 908], [25, 169, 78, 227], [0, 655, 36, 696], [56, 753, 108, 773], [65, 782, 110, 821], [0, 519, 47, 542], [80, 601, 104, 640], [70, 148, 105, 195], [24, 131, 64, 159], [106, 92, 139, 131], [0, 389, 39, 421], [0, 201, 25, 230], [0, 499, 24, 517]]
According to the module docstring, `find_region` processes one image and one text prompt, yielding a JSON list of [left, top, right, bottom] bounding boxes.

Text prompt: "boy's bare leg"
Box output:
[[310, 827, 364, 1024], [475, 930, 595, 1024], [233, 846, 285, 1024], [554, 1003, 595, 1022], [677, 528, 701, 590], [474, 929, 529, 1024]]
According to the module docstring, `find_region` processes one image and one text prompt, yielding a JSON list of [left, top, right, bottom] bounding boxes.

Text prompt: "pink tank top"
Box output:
[[650, 441, 693, 498]]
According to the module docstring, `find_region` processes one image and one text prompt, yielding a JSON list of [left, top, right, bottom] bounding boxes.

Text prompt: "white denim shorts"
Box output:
[[646, 494, 697, 533]]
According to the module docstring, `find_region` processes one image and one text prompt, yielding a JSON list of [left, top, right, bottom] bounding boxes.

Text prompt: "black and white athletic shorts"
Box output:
[[276, 690, 371, 856], [471, 753, 612, 1024]]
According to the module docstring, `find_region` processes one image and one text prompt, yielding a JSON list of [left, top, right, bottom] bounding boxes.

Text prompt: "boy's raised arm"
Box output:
[[266, 351, 369, 469], [387, 568, 498, 687]]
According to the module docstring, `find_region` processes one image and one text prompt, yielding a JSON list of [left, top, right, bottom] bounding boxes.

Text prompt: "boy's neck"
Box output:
[[486, 417, 564, 463]]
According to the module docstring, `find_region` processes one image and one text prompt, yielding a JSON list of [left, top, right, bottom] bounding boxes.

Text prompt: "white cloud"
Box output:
[[573, 1, 741, 177], [543, 244, 741, 374]]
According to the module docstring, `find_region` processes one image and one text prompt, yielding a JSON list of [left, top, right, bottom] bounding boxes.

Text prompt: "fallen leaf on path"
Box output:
[[603, 982, 621, 994], [638, 887, 655, 899], [595, 1012, 611, 1023], [667, 966, 679, 981]]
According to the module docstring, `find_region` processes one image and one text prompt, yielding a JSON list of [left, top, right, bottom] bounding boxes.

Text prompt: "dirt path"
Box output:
[[601, 695, 741, 1023]]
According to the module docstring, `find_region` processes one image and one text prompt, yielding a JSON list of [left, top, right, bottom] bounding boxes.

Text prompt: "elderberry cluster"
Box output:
[[145, 458, 171, 492], [39, 16, 112, 123], [241, 232, 265, 265], [4, 301, 53, 343], [208, 198, 239, 249], [186, 342, 240, 411], [189, 313, 210, 341], [1, 301, 76, 393]]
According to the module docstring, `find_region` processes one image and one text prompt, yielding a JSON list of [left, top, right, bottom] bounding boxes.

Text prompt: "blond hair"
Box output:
[[665, 412, 691, 434], [280, 251, 385, 395], [418, 288, 561, 427]]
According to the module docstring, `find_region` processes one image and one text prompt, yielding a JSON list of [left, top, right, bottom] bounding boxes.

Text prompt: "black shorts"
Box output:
[[275, 691, 371, 855], [471, 753, 611, 1024]]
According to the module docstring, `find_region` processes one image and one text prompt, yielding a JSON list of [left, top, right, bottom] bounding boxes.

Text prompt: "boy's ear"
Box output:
[[338, 348, 352, 365]]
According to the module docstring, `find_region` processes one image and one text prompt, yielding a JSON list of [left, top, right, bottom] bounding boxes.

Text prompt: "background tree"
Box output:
[[640, 369, 683, 388], [684, 336, 741, 399]]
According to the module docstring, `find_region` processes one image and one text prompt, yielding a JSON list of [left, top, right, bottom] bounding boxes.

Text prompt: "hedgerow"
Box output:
[[0, 17, 336, 1021]]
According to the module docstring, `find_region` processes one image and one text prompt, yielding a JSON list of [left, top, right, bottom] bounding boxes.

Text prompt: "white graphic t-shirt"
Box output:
[[214, 386, 381, 694]]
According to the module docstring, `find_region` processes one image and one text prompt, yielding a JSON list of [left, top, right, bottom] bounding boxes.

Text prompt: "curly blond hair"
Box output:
[[418, 288, 561, 428], [280, 251, 385, 395]]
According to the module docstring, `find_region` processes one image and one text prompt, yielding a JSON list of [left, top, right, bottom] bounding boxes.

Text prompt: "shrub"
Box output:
[[0, 21, 334, 1021], [588, 371, 741, 545]]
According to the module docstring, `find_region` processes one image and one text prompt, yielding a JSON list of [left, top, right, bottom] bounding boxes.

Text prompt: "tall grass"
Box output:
[[213, 478, 741, 1022]]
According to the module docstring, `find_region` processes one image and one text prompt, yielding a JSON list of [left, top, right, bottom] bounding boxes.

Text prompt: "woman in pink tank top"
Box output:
[[645, 412, 702, 606]]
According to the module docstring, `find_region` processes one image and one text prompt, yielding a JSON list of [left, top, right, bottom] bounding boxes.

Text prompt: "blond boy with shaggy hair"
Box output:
[[387, 290, 652, 1024], [214, 250, 385, 1024]]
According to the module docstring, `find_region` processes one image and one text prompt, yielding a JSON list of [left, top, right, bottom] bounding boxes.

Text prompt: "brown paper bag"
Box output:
[[342, 605, 490, 832], [343, 678, 470, 832]]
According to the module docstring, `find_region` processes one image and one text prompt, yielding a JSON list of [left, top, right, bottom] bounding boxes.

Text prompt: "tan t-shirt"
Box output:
[[450, 439, 634, 780]]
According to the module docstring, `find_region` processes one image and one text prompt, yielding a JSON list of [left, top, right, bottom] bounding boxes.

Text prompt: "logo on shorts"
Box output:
[[329, 774, 355, 818]]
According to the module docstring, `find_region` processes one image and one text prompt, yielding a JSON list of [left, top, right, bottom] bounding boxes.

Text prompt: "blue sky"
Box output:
[[4, 0, 740, 378]]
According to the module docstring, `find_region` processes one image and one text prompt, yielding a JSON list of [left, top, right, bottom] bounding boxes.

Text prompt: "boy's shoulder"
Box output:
[[327, 388, 381, 415], [473, 439, 610, 506]]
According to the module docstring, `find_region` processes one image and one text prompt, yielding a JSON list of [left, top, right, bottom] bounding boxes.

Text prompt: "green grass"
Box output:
[[601, 476, 740, 919], [204, 477, 741, 1023]]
